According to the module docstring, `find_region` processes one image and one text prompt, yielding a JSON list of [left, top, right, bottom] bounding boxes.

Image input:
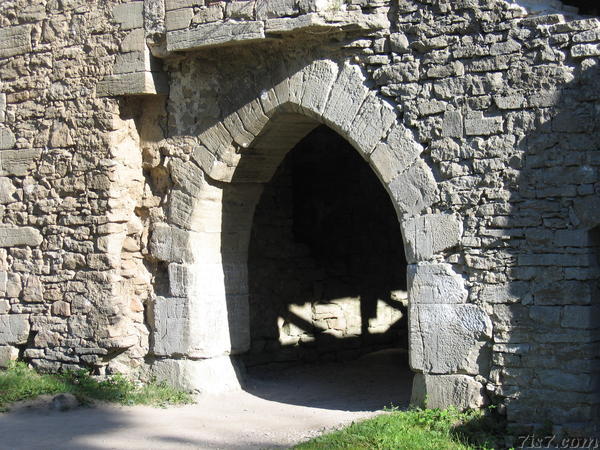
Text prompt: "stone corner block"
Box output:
[[149, 224, 193, 263], [0, 225, 43, 248], [96, 71, 169, 97], [401, 214, 462, 262], [151, 356, 244, 394], [167, 21, 265, 52], [112, 2, 144, 30], [0, 314, 30, 345], [411, 374, 486, 410], [388, 159, 438, 217], [0, 345, 19, 368]]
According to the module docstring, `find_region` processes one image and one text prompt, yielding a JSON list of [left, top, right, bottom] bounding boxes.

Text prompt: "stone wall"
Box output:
[[1, 0, 599, 436]]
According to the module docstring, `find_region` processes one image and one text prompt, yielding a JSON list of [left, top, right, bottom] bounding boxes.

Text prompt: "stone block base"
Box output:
[[411, 373, 486, 410]]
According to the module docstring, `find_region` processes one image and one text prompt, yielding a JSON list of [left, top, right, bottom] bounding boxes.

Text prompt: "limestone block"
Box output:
[[411, 374, 486, 410], [113, 49, 160, 74], [256, 0, 298, 19], [96, 72, 169, 97], [322, 62, 370, 135], [168, 263, 200, 297], [151, 356, 243, 394], [265, 14, 332, 34], [237, 99, 269, 137], [464, 111, 503, 136], [0, 314, 30, 345], [149, 223, 193, 263], [0, 24, 32, 58], [346, 93, 396, 155], [165, 7, 194, 31], [369, 124, 422, 184], [0, 93, 5, 122], [410, 303, 492, 374], [0, 149, 40, 176], [226, 0, 255, 20], [0, 271, 6, 296], [388, 159, 438, 216], [121, 28, 145, 52], [191, 145, 235, 182], [165, 0, 199, 10], [167, 21, 265, 52], [152, 296, 193, 356], [0, 225, 43, 247], [0, 128, 16, 150], [222, 112, 256, 148], [169, 159, 205, 196], [299, 60, 339, 119], [169, 189, 222, 233], [0, 346, 19, 368], [408, 263, 468, 304], [401, 214, 462, 262], [112, 2, 144, 30], [571, 43, 600, 58], [197, 123, 237, 164], [441, 111, 463, 138], [22, 275, 43, 303], [0, 178, 16, 204]]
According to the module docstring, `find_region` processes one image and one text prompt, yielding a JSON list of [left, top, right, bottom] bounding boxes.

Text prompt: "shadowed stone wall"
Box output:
[[246, 125, 408, 366]]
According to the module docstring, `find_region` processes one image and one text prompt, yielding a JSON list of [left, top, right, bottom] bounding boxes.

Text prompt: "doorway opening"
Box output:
[[242, 125, 409, 369]]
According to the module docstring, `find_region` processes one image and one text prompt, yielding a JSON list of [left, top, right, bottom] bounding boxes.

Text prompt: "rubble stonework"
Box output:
[[0, 0, 599, 435]]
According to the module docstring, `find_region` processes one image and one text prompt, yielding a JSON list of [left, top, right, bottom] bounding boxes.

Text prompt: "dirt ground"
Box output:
[[0, 349, 413, 449]]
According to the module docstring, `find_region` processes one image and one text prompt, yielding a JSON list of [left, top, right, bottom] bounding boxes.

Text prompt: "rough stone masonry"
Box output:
[[0, 0, 599, 436]]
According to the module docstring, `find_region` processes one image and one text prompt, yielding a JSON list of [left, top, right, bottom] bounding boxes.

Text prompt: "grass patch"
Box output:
[[0, 362, 193, 412], [295, 406, 505, 450]]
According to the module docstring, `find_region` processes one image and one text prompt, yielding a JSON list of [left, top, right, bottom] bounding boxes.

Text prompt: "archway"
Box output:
[[242, 125, 408, 367]]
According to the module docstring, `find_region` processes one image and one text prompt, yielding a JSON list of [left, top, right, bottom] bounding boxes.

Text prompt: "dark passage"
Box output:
[[244, 125, 408, 367], [561, 0, 599, 15]]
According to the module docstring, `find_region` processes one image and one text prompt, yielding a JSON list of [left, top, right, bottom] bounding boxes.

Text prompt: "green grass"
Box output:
[[295, 406, 505, 450], [0, 362, 193, 412]]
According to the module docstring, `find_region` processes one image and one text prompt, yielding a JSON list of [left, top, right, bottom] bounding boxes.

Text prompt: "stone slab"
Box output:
[[167, 21, 265, 52], [408, 263, 468, 304], [0, 128, 16, 150], [0, 346, 19, 368], [401, 214, 462, 262], [96, 71, 169, 97], [0, 24, 32, 58], [0, 149, 38, 177], [388, 159, 438, 217], [410, 302, 492, 375], [369, 124, 422, 184], [0, 225, 43, 247], [151, 356, 244, 394], [0, 314, 30, 345], [112, 2, 144, 30], [411, 374, 486, 410]]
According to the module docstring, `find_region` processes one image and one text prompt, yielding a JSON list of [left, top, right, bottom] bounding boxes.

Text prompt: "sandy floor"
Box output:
[[0, 349, 413, 450]]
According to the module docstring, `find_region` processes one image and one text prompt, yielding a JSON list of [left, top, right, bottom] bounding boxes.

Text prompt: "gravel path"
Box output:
[[0, 350, 412, 449]]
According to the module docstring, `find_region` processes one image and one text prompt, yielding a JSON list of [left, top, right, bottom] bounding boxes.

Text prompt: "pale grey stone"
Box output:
[[222, 112, 256, 148], [346, 93, 397, 155], [0, 314, 30, 345], [167, 21, 265, 52], [388, 159, 438, 216], [165, 0, 199, 10], [464, 111, 503, 136], [0, 225, 43, 247], [390, 32, 409, 53], [112, 2, 144, 30], [120, 28, 145, 52], [411, 374, 486, 409], [441, 111, 463, 138], [168, 263, 199, 297], [322, 62, 370, 135], [96, 72, 169, 96], [369, 124, 422, 184], [191, 145, 235, 182], [479, 282, 531, 304], [571, 43, 600, 58], [410, 303, 492, 374], [165, 7, 194, 31], [300, 60, 339, 118], [149, 223, 193, 263], [256, 0, 298, 19], [0, 346, 19, 368], [0, 93, 5, 122], [236, 99, 270, 138], [0, 128, 16, 150], [151, 356, 243, 394], [407, 263, 468, 304], [0, 178, 16, 204], [401, 214, 462, 262], [169, 159, 205, 196], [0, 272, 6, 296], [0, 24, 32, 58], [152, 296, 193, 356], [113, 50, 159, 74]]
